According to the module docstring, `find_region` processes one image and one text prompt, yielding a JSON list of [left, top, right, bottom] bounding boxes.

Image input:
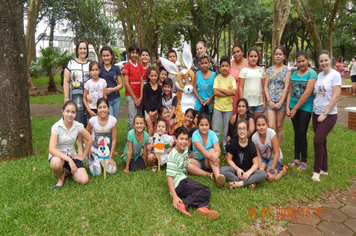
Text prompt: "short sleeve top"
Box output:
[[123, 129, 149, 161], [266, 66, 290, 102], [122, 60, 143, 97], [49, 118, 84, 160], [313, 69, 341, 115], [290, 69, 318, 113], [166, 147, 189, 188], [99, 63, 121, 101], [84, 79, 107, 109], [192, 129, 219, 161], [239, 67, 265, 106], [88, 115, 117, 154], [251, 128, 283, 161], [226, 138, 257, 172], [213, 74, 236, 112]]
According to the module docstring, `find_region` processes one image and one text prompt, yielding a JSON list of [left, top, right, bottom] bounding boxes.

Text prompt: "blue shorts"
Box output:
[[249, 105, 263, 113], [194, 158, 211, 171], [266, 100, 286, 112], [351, 75, 356, 83], [262, 158, 282, 172]]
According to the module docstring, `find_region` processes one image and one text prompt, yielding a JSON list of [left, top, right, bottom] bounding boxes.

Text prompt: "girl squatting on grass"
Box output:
[[252, 115, 288, 181], [49, 100, 93, 189], [311, 50, 341, 182], [86, 98, 118, 176]]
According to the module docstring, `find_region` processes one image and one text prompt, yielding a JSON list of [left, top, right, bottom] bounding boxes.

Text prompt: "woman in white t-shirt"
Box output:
[[312, 50, 341, 182]]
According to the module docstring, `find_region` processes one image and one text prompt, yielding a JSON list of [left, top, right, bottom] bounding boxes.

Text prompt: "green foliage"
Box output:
[[111, 46, 122, 63], [30, 93, 64, 105], [1, 118, 355, 234], [32, 76, 61, 88]]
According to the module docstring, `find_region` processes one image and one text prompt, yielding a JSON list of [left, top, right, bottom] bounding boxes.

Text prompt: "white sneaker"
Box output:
[[312, 172, 320, 182]]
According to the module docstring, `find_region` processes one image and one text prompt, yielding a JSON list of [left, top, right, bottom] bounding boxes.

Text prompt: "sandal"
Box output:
[[209, 172, 214, 181], [288, 160, 299, 167], [280, 164, 289, 171], [229, 181, 237, 189], [297, 163, 307, 171]]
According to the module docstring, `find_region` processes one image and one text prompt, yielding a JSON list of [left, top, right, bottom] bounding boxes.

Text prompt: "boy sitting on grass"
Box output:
[[166, 127, 219, 219]]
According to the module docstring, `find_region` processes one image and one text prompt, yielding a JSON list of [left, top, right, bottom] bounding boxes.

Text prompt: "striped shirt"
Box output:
[[166, 147, 189, 188]]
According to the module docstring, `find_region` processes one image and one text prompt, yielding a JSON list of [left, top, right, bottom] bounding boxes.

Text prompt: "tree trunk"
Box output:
[[272, 0, 291, 59], [0, 0, 33, 158], [48, 72, 57, 92], [49, 12, 56, 47], [25, 0, 42, 71], [326, 0, 341, 58]]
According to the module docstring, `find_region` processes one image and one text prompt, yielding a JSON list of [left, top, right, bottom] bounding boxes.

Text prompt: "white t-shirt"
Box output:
[[350, 62, 356, 76], [88, 115, 117, 154], [84, 78, 107, 109], [252, 128, 283, 161], [239, 67, 265, 106], [49, 118, 84, 160], [313, 69, 341, 115]]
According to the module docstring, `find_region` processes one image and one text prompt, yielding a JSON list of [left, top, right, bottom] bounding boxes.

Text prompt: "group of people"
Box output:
[[48, 40, 341, 219]]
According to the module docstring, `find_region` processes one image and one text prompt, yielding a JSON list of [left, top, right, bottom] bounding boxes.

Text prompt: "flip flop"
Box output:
[[54, 185, 62, 189], [288, 160, 299, 167], [297, 163, 307, 171], [280, 164, 289, 171]]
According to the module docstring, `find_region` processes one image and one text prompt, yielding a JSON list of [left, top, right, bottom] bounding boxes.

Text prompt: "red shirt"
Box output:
[[122, 61, 143, 97]]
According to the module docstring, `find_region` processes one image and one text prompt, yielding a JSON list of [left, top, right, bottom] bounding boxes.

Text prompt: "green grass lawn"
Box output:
[[30, 76, 126, 105], [1, 118, 355, 235]]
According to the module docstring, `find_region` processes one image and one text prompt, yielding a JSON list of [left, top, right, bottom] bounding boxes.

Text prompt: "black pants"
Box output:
[[175, 178, 211, 209], [129, 156, 146, 171], [291, 109, 311, 163]]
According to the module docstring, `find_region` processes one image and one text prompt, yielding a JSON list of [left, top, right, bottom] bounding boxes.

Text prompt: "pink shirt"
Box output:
[[230, 60, 248, 114]]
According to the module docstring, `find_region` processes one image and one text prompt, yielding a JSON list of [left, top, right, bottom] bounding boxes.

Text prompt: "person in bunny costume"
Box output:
[[160, 42, 196, 128]]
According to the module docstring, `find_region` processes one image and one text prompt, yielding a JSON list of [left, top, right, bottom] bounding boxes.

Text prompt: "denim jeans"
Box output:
[[126, 96, 142, 133], [212, 109, 232, 152], [109, 96, 121, 119]]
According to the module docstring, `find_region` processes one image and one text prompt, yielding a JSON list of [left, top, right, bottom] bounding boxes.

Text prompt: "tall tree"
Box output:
[[272, 0, 291, 53], [25, 0, 42, 70], [0, 0, 33, 157]]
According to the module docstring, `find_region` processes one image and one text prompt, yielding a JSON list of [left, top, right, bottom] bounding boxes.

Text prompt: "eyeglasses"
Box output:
[[238, 127, 247, 131]]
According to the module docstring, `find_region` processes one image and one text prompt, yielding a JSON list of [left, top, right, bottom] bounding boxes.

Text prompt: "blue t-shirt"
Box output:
[[195, 71, 215, 113], [99, 63, 122, 101], [192, 129, 218, 161], [289, 69, 317, 113]]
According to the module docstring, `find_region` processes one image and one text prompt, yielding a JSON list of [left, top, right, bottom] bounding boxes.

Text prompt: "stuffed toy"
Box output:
[[160, 42, 196, 128]]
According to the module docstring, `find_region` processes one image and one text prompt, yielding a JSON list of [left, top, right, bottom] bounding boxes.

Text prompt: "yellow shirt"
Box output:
[[213, 74, 236, 112]]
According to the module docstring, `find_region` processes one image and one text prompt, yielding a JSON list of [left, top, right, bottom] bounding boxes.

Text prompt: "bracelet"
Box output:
[[323, 111, 328, 116]]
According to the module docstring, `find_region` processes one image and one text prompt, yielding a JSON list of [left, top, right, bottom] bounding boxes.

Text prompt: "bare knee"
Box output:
[[74, 169, 89, 185], [147, 153, 157, 163], [50, 157, 63, 171]]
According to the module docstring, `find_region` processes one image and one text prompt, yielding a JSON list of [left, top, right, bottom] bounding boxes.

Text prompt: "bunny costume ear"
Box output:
[[159, 57, 179, 75], [182, 41, 193, 70]]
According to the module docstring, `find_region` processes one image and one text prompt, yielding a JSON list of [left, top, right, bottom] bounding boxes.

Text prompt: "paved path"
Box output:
[[279, 182, 356, 236]]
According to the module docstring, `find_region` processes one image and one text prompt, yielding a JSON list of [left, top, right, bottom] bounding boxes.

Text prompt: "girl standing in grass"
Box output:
[[123, 114, 149, 173], [123, 43, 144, 133], [220, 119, 266, 189], [312, 50, 341, 182], [83, 61, 107, 119], [49, 100, 93, 188], [193, 53, 215, 117], [143, 67, 162, 136], [239, 47, 266, 119], [99, 46, 123, 120], [286, 50, 317, 171], [252, 115, 288, 181], [264, 46, 291, 147], [86, 98, 117, 176], [189, 114, 226, 187]]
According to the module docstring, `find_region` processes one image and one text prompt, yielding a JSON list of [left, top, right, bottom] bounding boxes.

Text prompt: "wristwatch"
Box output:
[[323, 111, 328, 116]]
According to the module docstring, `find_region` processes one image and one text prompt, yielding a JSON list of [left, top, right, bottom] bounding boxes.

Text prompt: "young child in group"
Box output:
[[147, 119, 174, 169], [162, 78, 177, 121], [167, 49, 179, 92], [158, 67, 168, 87], [123, 114, 149, 173], [193, 53, 215, 118], [212, 56, 237, 152], [166, 127, 219, 219], [86, 98, 118, 176], [83, 61, 107, 118], [220, 119, 266, 189], [239, 47, 266, 119], [155, 106, 175, 135], [179, 108, 197, 152], [123, 43, 144, 133], [143, 67, 163, 136], [140, 48, 151, 83], [252, 114, 288, 181]]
